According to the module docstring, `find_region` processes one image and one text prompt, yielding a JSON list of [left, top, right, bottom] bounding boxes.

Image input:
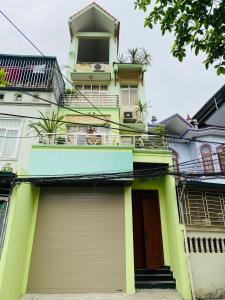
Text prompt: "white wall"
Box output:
[[0, 90, 57, 172], [187, 228, 225, 299]]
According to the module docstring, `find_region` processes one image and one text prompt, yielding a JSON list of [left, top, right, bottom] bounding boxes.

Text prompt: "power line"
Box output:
[[0, 112, 147, 135], [0, 9, 145, 134]]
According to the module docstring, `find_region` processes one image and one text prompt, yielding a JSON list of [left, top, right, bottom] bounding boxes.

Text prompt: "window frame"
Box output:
[[217, 145, 225, 172], [0, 118, 22, 159], [120, 84, 138, 106], [200, 144, 215, 174]]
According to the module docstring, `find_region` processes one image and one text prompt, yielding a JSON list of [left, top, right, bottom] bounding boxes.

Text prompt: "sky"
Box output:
[[0, 0, 224, 121]]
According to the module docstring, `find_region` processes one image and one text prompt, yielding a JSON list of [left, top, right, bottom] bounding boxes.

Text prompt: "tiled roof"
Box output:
[[70, 2, 118, 21]]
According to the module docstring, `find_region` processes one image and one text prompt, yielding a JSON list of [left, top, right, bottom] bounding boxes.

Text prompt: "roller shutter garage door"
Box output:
[[27, 187, 126, 293]]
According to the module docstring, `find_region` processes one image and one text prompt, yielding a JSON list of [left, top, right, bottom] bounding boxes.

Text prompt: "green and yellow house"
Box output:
[[0, 3, 192, 300]]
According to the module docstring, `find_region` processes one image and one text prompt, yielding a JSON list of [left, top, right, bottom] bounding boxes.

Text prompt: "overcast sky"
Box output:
[[1, 0, 224, 121]]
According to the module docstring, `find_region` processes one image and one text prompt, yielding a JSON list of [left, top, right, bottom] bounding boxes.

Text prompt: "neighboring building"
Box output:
[[158, 87, 225, 299], [0, 3, 191, 300], [0, 54, 64, 172]]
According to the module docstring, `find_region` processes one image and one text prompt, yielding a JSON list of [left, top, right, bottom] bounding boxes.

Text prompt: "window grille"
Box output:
[[217, 145, 225, 172], [0, 119, 22, 158], [171, 150, 179, 172], [181, 188, 225, 226], [200, 145, 214, 173], [120, 85, 138, 106]]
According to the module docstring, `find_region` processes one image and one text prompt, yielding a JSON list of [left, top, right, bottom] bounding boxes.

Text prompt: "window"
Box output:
[[77, 38, 109, 63], [201, 145, 214, 173], [14, 93, 22, 101], [67, 126, 109, 145], [75, 85, 108, 95], [120, 85, 138, 106], [0, 94, 4, 100], [217, 145, 225, 172], [171, 150, 179, 172], [0, 119, 22, 158], [182, 188, 225, 226]]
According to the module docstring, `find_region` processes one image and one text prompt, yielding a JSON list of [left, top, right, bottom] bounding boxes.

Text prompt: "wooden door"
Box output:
[[132, 190, 164, 270]]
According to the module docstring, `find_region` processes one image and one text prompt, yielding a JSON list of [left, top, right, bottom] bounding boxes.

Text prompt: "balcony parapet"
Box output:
[[37, 133, 168, 150], [59, 93, 119, 107]]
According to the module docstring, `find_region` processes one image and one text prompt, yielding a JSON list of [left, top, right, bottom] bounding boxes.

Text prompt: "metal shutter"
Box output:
[[27, 187, 126, 293]]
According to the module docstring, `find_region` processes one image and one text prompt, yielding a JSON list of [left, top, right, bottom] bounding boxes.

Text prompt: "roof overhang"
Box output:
[[69, 3, 119, 38], [71, 71, 111, 82], [158, 114, 192, 136], [114, 63, 147, 72], [193, 84, 225, 125]]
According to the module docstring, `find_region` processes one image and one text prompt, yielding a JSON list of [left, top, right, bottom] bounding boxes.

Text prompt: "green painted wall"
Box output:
[[0, 184, 39, 300], [132, 176, 192, 300]]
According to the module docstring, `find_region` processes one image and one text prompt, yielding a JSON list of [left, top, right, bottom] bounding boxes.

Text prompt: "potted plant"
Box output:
[[86, 127, 102, 145], [28, 111, 65, 144], [135, 100, 148, 122]]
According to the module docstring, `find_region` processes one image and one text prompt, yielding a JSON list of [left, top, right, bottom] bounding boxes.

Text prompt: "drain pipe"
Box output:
[[178, 182, 196, 300]]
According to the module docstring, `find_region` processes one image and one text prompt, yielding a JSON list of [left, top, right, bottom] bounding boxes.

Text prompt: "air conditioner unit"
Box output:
[[123, 111, 136, 123], [92, 63, 105, 72]]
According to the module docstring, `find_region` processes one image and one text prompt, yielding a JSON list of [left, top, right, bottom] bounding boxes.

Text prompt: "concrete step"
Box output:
[[20, 291, 182, 300], [135, 268, 172, 275], [135, 273, 175, 281], [135, 280, 176, 289]]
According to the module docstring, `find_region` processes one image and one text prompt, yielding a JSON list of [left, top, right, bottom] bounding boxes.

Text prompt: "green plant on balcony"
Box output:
[[135, 100, 148, 122], [149, 125, 167, 149], [28, 111, 65, 144], [64, 88, 77, 96], [118, 48, 151, 65], [0, 68, 10, 87]]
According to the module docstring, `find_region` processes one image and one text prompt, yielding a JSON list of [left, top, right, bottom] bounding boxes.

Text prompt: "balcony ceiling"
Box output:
[[69, 3, 119, 36]]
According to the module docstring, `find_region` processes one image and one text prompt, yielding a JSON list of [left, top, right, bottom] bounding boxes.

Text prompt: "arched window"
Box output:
[[201, 145, 214, 173], [172, 150, 179, 172], [217, 145, 225, 172]]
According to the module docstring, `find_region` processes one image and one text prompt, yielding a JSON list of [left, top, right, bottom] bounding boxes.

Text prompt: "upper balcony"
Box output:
[[0, 54, 65, 99], [59, 93, 119, 107], [37, 133, 168, 151]]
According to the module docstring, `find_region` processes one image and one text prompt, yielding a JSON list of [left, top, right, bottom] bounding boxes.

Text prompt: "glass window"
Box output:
[[0, 119, 21, 158], [217, 146, 225, 172], [172, 151, 179, 172], [0, 94, 4, 100], [201, 145, 214, 173], [120, 84, 138, 106]]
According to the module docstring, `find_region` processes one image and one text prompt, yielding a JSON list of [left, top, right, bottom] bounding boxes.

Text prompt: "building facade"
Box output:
[[159, 85, 225, 299], [0, 3, 191, 300]]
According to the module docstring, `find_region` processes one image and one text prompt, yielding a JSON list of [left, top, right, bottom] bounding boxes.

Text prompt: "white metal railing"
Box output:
[[181, 188, 225, 226], [39, 133, 168, 150], [59, 94, 119, 107]]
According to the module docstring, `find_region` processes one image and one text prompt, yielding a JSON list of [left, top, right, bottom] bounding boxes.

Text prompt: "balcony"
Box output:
[[0, 54, 64, 99], [59, 93, 119, 107], [38, 133, 168, 150]]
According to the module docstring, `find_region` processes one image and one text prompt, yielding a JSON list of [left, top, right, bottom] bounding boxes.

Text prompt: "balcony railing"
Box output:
[[59, 93, 119, 107], [0, 54, 65, 99], [38, 133, 168, 150]]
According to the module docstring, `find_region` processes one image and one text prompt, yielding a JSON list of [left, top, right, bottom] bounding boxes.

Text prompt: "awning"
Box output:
[[71, 72, 111, 82]]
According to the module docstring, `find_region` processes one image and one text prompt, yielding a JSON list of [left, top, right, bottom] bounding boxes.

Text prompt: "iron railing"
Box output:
[[0, 54, 65, 99], [38, 133, 168, 150], [59, 93, 119, 107]]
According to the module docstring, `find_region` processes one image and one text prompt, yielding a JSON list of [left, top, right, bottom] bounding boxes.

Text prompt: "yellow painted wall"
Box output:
[[131, 176, 192, 300], [0, 183, 39, 300]]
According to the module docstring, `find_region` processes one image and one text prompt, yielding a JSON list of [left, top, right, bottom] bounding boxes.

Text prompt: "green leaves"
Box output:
[[217, 66, 225, 76], [0, 68, 10, 87], [28, 111, 65, 135], [135, 0, 225, 75]]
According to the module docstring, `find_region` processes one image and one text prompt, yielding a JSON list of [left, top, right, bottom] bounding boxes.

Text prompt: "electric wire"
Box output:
[[0, 9, 145, 134], [2, 10, 225, 145]]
